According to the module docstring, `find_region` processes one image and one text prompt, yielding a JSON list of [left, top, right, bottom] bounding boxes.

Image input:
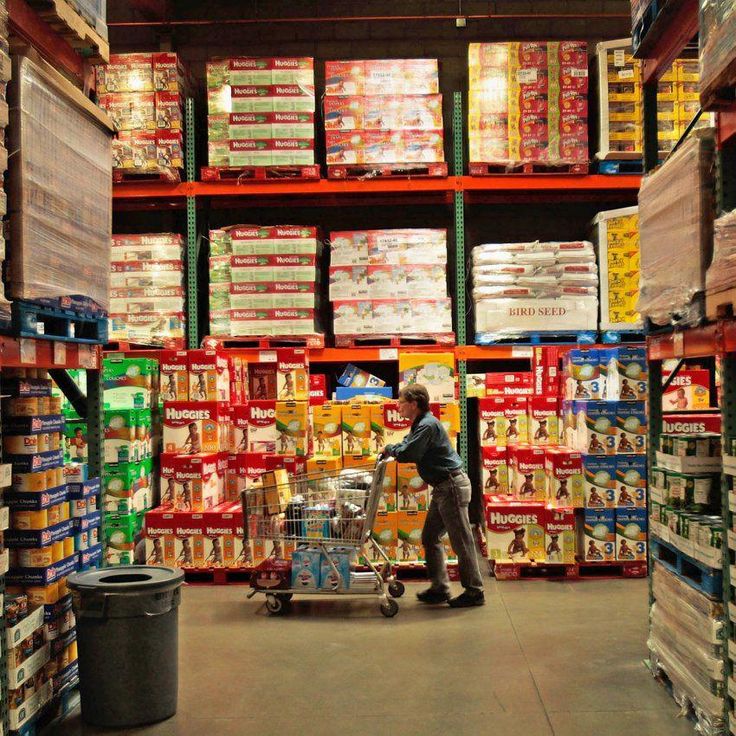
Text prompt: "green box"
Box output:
[[64, 418, 88, 463], [105, 512, 139, 566], [103, 459, 153, 514], [103, 357, 158, 409]]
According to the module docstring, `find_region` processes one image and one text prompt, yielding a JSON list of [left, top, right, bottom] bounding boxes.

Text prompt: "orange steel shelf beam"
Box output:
[[0, 337, 101, 369], [112, 175, 642, 202], [647, 323, 722, 360]]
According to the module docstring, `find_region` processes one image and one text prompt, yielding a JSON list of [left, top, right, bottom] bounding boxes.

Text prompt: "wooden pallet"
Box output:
[[2, 300, 108, 344], [334, 333, 456, 348], [25, 0, 109, 64], [706, 286, 736, 321], [475, 331, 597, 346], [492, 559, 647, 581], [200, 165, 320, 182], [468, 161, 589, 175], [327, 162, 448, 179], [202, 334, 325, 349], [113, 168, 181, 185], [105, 338, 186, 352]]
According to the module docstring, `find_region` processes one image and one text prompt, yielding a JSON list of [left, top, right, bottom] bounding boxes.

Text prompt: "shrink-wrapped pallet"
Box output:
[[637, 132, 715, 327], [699, 0, 736, 105], [7, 53, 113, 311]]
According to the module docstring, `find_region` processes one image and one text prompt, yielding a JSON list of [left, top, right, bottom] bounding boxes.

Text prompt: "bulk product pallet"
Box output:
[[635, 0, 736, 729]]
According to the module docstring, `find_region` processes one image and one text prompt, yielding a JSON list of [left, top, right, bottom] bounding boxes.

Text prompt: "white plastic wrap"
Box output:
[[637, 131, 716, 327], [699, 0, 736, 104], [592, 206, 643, 331], [706, 209, 736, 295], [471, 240, 599, 340], [8, 53, 113, 311]]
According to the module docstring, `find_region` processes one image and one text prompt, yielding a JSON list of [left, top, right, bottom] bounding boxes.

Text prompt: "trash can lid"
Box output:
[[67, 565, 184, 593]]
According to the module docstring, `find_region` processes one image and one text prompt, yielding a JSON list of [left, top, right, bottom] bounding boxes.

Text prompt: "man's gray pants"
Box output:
[[422, 470, 484, 594]]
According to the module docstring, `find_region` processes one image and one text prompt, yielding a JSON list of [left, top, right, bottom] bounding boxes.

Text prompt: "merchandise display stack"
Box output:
[[638, 131, 716, 328], [592, 206, 642, 335], [329, 229, 453, 345], [471, 240, 599, 343], [480, 345, 648, 576], [109, 233, 187, 348], [324, 59, 446, 176], [97, 53, 189, 182], [596, 39, 714, 166], [1, 369, 93, 731], [647, 421, 725, 735], [205, 56, 317, 176], [467, 42, 589, 173], [208, 224, 322, 340]]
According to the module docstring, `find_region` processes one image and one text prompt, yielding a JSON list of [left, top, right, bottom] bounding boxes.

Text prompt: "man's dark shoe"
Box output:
[[448, 590, 485, 608], [416, 588, 450, 604]]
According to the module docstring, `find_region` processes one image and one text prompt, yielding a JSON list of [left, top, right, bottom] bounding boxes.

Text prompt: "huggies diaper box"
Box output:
[[509, 444, 546, 502], [188, 350, 231, 402], [485, 501, 545, 562], [230, 404, 249, 454], [545, 448, 584, 508], [528, 396, 559, 445], [159, 350, 189, 401], [276, 348, 309, 400], [482, 446, 509, 495], [162, 402, 230, 454], [545, 508, 576, 564], [172, 453, 226, 512]]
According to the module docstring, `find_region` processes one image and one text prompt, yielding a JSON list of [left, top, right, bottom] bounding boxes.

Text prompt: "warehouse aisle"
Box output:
[[56, 578, 693, 736]]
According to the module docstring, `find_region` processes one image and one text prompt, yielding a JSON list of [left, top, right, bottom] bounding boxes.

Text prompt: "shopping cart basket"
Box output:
[[242, 458, 405, 617]]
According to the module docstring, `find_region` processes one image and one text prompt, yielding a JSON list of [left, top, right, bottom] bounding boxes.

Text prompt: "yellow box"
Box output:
[[607, 101, 642, 123], [306, 457, 342, 475], [369, 403, 386, 456], [25, 582, 60, 605], [657, 81, 677, 101], [12, 509, 48, 530], [675, 60, 699, 83], [656, 99, 677, 120], [343, 453, 375, 469], [397, 462, 429, 512], [659, 65, 676, 83], [378, 461, 397, 512], [275, 400, 308, 457], [398, 352, 455, 402], [11, 470, 49, 492], [397, 510, 426, 562], [368, 511, 397, 562], [262, 468, 291, 514], [677, 82, 700, 101], [437, 402, 460, 448], [341, 403, 372, 457], [310, 403, 343, 459]]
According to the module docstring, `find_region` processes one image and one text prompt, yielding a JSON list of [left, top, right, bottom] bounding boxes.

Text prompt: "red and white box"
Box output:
[[144, 509, 177, 567], [545, 447, 584, 508], [661, 412, 722, 434], [382, 402, 412, 445], [159, 350, 189, 402], [481, 446, 509, 494], [545, 508, 576, 564], [478, 397, 507, 447], [528, 396, 560, 446], [249, 364, 278, 400], [484, 500, 546, 562], [509, 444, 546, 502], [484, 372, 533, 397], [502, 396, 529, 445], [162, 401, 231, 454], [173, 453, 226, 512], [532, 346, 561, 396], [309, 374, 327, 405], [241, 452, 271, 491], [188, 350, 231, 402], [225, 455, 245, 502], [231, 404, 249, 453], [159, 452, 178, 508], [247, 400, 278, 453]]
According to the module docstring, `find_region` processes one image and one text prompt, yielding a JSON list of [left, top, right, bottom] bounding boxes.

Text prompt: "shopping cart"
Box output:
[[242, 458, 405, 617]]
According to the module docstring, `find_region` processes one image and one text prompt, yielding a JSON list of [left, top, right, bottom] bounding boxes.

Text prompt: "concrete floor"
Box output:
[[55, 578, 695, 736]]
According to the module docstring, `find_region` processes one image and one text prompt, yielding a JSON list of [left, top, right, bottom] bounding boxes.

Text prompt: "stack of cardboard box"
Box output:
[[329, 228, 451, 338], [97, 53, 189, 180], [109, 233, 186, 348], [324, 59, 445, 168], [206, 57, 315, 169], [209, 224, 321, 338], [468, 42, 588, 169]]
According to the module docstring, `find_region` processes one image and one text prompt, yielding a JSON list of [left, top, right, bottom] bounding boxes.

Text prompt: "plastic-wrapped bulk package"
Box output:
[[648, 563, 726, 736], [7, 52, 113, 312], [699, 0, 736, 105], [0, 1, 10, 322], [637, 131, 716, 327], [69, 0, 107, 38], [591, 206, 642, 331], [706, 210, 736, 300], [471, 241, 598, 342], [109, 234, 186, 347]]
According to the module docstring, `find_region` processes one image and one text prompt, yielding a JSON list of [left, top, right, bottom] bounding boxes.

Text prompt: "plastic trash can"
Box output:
[[67, 565, 185, 728]]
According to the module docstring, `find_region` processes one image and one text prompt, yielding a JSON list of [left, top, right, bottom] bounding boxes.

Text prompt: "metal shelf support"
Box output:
[[186, 97, 198, 349]]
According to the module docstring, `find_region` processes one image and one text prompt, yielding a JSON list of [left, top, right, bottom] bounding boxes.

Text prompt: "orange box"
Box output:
[[162, 401, 230, 454]]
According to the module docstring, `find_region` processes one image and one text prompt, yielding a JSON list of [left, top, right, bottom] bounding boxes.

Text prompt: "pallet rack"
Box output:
[[635, 0, 736, 730]]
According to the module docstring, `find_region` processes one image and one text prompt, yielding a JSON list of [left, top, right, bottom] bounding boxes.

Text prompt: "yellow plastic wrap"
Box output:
[[699, 0, 736, 103], [706, 209, 736, 295], [637, 131, 716, 326], [7, 53, 113, 311]]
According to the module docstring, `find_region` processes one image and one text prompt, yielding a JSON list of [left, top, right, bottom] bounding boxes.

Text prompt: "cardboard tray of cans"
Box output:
[[654, 451, 722, 474], [722, 454, 736, 476], [652, 524, 722, 570]]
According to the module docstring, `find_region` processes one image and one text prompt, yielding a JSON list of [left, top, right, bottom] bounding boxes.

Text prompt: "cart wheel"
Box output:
[[380, 598, 399, 618], [388, 580, 405, 598], [277, 593, 293, 602], [266, 595, 289, 615]]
